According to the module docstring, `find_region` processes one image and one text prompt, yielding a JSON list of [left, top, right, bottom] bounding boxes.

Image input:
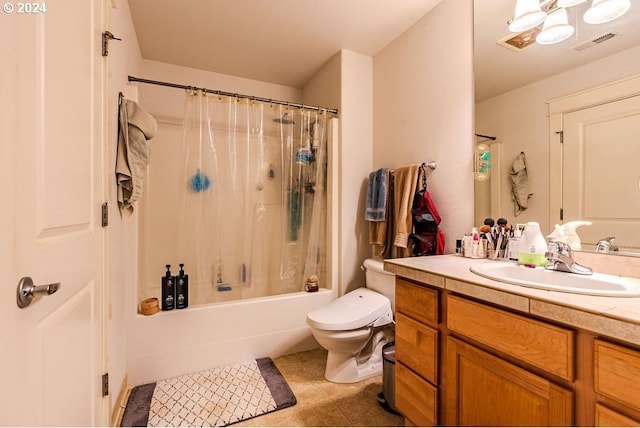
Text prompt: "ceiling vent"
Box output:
[[569, 32, 617, 51], [497, 27, 541, 51]]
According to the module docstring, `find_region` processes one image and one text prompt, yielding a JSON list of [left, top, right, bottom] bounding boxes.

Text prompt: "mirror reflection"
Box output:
[[474, 0, 640, 254]]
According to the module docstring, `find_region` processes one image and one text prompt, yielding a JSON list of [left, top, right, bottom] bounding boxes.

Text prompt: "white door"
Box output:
[[0, 1, 107, 426], [563, 95, 640, 253]]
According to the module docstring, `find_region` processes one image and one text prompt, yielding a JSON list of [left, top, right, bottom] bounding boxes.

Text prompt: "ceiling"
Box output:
[[127, 0, 443, 88], [128, 1, 640, 100], [474, 1, 640, 101]]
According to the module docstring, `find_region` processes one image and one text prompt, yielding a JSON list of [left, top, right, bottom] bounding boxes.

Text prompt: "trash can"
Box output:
[[377, 341, 399, 414]]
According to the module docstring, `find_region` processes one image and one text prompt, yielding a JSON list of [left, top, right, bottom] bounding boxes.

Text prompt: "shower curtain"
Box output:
[[140, 90, 328, 305]]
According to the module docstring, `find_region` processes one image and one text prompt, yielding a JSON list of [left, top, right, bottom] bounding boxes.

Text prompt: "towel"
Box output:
[[510, 151, 533, 216], [365, 168, 389, 221], [369, 169, 392, 254], [116, 98, 157, 215], [392, 164, 421, 257], [288, 188, 302, 241]]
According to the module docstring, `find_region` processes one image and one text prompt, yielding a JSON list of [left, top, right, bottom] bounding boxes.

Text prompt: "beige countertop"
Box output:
[[384, 254, 640, 347]]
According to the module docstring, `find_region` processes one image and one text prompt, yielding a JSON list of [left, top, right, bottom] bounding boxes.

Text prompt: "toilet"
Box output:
[[306, 258, 396, 383]]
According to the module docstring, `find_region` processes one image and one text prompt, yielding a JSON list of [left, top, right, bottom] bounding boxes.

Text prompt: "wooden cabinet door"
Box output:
[[445, 337, 573, 427]]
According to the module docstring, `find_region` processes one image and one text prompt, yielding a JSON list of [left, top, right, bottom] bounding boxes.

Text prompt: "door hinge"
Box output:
[[101, 202, 108, 227], [102, 373, 109, 397], [102, 31, 122, 57], [556, 131, 564, 143], [560, 208, 564, 221]]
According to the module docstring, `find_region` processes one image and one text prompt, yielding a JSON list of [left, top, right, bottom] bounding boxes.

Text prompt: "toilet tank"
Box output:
[[363, 258, 396, 312]]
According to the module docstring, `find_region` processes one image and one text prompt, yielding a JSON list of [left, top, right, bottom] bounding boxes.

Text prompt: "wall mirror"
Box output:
[[474, 0, 640, 255]]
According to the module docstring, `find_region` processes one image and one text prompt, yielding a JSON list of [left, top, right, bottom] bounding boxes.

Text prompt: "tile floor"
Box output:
[[234, 348, 405, 427]]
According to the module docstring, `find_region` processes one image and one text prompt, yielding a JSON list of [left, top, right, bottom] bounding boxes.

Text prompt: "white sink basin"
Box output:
[[470, 261, 640, 297]]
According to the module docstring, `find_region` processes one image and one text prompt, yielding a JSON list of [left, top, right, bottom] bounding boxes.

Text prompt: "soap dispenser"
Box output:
[[517, 222, 548, 266], [176, 263, 189, 309], [161, 264, 176, 311], [562, 221, 592, 250]]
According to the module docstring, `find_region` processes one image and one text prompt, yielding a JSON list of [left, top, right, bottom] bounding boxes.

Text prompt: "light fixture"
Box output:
[[508, 0, 632, 46], [583, 0, 631, 24], [509, 0, 547, 32], [557, 0, 588, 7], [536, 8, 575, 44]]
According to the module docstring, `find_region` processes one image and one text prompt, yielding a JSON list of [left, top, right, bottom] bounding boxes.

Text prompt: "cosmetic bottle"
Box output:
[[517, 222, 548, 266], [161, 264, 175, 311], [507, 228, 521, 261], [176, 263, 189, 309]]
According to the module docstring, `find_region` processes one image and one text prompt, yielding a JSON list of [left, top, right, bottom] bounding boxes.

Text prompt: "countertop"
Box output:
[[384, 254, 640, 347]]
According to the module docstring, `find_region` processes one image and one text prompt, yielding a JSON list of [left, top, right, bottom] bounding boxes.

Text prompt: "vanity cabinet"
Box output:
[[389, 257, 640, 427], [394, 275, 575, 426], [394, 277, 440, 426], [445, 336, 573, 426], [445, 295, 574, 426], [593, 339, 640, 425]]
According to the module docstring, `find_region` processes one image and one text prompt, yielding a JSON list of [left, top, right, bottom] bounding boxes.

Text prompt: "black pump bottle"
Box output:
[[176, 263, 189, 309], [161, 264, 175, 311]]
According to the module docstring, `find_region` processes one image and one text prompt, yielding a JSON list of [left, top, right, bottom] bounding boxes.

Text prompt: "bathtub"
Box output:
[[126, 118, 340, 386], [127, 287, 336, 386]]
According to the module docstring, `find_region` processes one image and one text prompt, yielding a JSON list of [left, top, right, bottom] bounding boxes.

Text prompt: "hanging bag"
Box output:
[[410, 167, 444, 256]]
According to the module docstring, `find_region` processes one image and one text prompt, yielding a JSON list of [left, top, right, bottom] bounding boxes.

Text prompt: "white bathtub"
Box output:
[[126, 287, 335, 386]]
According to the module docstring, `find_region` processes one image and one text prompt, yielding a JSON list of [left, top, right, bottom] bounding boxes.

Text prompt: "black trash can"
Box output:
[[377, 341, 399, 414]]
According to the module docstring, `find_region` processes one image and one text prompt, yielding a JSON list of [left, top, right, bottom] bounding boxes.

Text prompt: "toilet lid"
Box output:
[[306, 288, 391, 331]]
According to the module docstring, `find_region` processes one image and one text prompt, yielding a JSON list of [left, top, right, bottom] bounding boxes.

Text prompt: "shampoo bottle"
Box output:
[[517, 222, 548, 266], [176, 263, 189, 309], [161, 264, 175, 311]]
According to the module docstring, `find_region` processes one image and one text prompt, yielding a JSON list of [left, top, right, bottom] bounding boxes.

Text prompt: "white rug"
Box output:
[[121, 358, 296, 427]]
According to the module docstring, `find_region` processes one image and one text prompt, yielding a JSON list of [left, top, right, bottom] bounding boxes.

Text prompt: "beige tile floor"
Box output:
[[234, 348, 405, 427]]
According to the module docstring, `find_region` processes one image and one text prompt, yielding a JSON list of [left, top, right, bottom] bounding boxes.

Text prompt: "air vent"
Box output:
[[570, 32, 617, 52]]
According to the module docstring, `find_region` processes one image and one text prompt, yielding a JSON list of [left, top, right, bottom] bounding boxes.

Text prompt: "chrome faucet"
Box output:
[[545, 241, 593, 275], [595, 236, 619, 253]]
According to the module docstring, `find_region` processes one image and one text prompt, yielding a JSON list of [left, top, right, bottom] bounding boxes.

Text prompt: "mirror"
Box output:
[[474, 0, 640, 255]]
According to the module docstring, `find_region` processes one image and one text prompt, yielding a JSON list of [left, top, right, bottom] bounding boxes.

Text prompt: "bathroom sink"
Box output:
[[470, 261, 640, 297]]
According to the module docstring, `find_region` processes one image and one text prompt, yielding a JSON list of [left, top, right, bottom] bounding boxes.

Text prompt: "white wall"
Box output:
[[373, 0, 475, 254], [475, 45, 640, 235]]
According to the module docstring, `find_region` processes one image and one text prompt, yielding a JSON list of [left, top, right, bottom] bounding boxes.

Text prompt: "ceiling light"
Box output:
[[557, 0, 588, 7], [583, 0, 631, 24], [536, 8, 575, 44], [509, 0, 548, 32]]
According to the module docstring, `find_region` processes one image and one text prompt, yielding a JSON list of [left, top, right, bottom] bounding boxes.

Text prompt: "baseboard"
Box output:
[[111, 373, 130, 427]]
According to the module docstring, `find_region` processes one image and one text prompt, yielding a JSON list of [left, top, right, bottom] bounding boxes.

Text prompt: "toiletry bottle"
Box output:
[[471, 227, 480, 258], [176, 263, 189, 309], [161, 264, 175, 311], [517, 222, 548, 266], [507, 228, 521, 261]]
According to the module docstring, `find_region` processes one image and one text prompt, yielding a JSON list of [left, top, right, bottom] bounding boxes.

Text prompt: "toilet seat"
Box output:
[[306, 288, 392, 331]]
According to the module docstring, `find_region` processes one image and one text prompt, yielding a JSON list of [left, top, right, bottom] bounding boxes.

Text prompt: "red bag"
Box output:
[[410, 187, 445, 256]]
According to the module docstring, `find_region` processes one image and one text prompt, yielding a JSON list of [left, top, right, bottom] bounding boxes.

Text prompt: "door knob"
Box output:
[[16, 277, 61, 308]]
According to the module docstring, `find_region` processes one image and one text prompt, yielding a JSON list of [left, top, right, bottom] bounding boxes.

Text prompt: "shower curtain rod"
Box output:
[[127, 76, 339, 115], [475, 133, 496, 140]]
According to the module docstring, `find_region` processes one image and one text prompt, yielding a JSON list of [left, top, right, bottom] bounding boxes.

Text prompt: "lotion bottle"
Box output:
[[517, 222, 548, 266], [161, 264, 175, 311], [176, 263, 189, 309]]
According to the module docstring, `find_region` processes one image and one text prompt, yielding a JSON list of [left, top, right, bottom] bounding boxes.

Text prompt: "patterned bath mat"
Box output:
[[120, 358, 296, 427]]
